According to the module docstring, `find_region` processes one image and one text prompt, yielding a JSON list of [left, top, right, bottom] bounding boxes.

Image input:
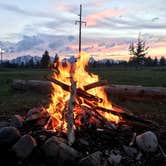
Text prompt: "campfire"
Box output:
[[0, 52, 165, 166], [45, 52, 121, 140]]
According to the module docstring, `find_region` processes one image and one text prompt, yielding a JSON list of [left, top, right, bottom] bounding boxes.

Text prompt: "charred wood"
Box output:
[[48, 78, 103, 103], [83, 80, 109, 91]]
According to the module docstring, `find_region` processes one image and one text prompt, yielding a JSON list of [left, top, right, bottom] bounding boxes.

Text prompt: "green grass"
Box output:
[[89, 66, 166, 87], [0, 67, 166, 125], [0, 69, 50, 115]]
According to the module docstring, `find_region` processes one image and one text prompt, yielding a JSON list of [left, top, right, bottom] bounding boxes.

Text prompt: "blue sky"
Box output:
[[0, 0, 166, 60]]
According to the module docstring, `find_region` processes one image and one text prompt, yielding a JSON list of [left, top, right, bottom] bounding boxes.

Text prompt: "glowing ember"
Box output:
[[46, 52, 121, 132]]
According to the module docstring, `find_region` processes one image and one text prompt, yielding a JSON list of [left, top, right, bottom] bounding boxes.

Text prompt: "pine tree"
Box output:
[[145, 56, 153, 66], [129, 34, 149, 65], [159, 56, 166, 66], [28, 58, 34, 67], [53, 53, 60, 74], [153, 56, 158, 66], [40, 50, 50, 68]]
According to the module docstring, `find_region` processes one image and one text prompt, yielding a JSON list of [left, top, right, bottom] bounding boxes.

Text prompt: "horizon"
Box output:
[[0, 0, 166, 61]]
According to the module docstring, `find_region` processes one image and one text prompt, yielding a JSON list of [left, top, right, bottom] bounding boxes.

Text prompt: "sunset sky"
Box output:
[[0, 0, 166, 60]]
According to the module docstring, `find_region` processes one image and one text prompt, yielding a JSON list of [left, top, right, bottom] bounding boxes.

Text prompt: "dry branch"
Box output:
[[67, 63, 76, 145]]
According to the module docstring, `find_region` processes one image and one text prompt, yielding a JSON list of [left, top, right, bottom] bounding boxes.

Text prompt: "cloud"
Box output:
[[91, 0, 107, 6], [152, 17, 159, 22], [57, 3, 76, 12], [0, 3, 54, 19], [98, 16, 166, 30], [86, 9, 125, 26]]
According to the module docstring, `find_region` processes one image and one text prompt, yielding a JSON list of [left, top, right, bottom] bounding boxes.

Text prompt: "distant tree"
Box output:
[[144, 56, 153, 66], [53, 53, 59, 74], [28, 58, 34, 67], [40, 50, 50, 68], [105, 60, 111, 67], [129, 34, 149, 65], [36, 61, 40, 68], [20, 62, 25, 68], [159, 56, 166, 66], [153, 56, 158, 66]]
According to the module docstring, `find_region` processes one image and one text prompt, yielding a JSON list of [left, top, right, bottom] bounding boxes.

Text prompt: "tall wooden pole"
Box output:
[[75, 4, 86, 54], [79, 4, 82, 53]]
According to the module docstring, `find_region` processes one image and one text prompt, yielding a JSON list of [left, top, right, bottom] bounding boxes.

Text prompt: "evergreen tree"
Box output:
[[129, 34, 149, 65], [153, 56, 158, 66], [40, 50, 50, 68], [28, 58, 34, 67], [144, 56, 153, 66], [159, 56, 166, 66], [105, 60, 111, 67], [53, 53, 59, 74]]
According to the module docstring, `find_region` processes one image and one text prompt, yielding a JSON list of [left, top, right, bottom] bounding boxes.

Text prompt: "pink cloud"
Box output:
[[86, 9, 125, 26], [57, 4, 75, 12], [91, 0, 107, 6]]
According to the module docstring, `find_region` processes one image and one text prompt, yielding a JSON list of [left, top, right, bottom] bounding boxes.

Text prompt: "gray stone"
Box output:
[[0, 127, 20, 147], [12, 134, 37, 159], [26, 107, 41, 121], [0, 121, 9, 128], [78, 151, 102, 166], [26, 107, 49, 126], [123, 145, 137, 158], [10, 115, 24, 128], [108, 153, 122, 166], [43, 136, 79, 166], [136, 131, 158, 152]]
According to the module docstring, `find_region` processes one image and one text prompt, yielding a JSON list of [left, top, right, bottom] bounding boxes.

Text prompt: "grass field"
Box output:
[[89, 66, 166, 87], [0, 67, 166, 125]]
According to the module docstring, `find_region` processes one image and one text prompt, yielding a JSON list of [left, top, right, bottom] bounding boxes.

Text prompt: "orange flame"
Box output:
[[46, 52, 120, 132]]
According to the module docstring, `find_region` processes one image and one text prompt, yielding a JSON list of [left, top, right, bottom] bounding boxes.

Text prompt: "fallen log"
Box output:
[[105, 84, 166, 100], [11, 79, 166, 101], [11, 79, 52, 93]]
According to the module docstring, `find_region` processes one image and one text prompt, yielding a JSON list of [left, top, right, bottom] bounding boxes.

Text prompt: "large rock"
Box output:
[[136, 131, 158, 152], [10, 115, 24, 128], [43, 136, 79, 166], [123, 145, 137, 158], [26, 107, 49, 121], [0, 121, 9, 128], [108, 153, 122, 166], [78, 151, 102, 166], [26, 107, 49, 126], [12, 134, 37, 159], [0, 127, 20, 147]]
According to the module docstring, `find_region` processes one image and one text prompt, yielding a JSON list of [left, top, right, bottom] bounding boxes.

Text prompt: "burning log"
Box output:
[[83, 80, 109, 91], [47, 78, 103, 103], [94, 106, 157, 127]]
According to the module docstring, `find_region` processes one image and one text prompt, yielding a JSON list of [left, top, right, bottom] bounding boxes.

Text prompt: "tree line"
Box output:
[[0, 50, 58, 68], [1, 35, 166, 68]]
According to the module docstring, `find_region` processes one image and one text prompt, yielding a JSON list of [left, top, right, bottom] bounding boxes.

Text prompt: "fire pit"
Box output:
[[0, 53, 166, 166]]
